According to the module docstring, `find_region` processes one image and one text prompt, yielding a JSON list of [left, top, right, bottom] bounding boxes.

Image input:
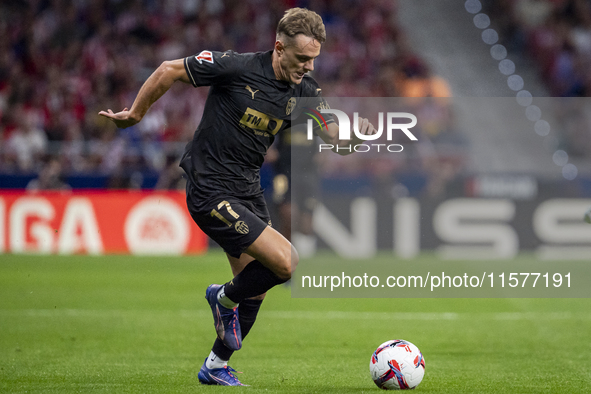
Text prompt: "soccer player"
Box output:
[[99, 8, 375, 386]]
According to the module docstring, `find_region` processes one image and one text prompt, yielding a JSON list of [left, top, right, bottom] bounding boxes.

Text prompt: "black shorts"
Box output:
[[186, 183, 271, 258]]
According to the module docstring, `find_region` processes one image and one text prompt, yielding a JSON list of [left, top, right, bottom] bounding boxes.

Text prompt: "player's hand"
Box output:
[[357, 117, 376, 137], [98, 108, 139, 129]]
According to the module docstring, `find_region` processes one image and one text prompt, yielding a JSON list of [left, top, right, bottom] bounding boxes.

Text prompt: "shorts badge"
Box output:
[[235, 220, 250, 234]]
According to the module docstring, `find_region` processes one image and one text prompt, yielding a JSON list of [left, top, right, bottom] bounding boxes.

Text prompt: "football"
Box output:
[[369, 340, 426, 390]]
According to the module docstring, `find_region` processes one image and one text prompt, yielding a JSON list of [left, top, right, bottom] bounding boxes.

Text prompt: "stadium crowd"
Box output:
[[486, 0, 591, 159], [489, 0, 591, 97], [0, 0, 461, 193]]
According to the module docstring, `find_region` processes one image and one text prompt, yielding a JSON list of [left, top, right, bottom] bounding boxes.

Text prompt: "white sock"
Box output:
[[217, 286, 238, 309], [205, 351, 228, 369]]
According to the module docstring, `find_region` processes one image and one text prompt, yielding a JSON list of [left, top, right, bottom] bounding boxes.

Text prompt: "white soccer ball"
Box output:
[[369, 339, 425, 390]]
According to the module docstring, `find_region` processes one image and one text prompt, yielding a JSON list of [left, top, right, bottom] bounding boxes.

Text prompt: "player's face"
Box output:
[[277, 34, 321, 84]]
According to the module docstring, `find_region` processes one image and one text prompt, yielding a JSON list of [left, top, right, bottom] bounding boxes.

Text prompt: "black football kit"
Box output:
[[180, 49, 333, 257]]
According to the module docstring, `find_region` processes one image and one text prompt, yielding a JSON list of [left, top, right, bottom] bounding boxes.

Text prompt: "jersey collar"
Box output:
[[263, 50, 294, 90]]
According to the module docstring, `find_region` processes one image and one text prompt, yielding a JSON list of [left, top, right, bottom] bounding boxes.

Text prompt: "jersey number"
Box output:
[[210, 201, 240, 227]]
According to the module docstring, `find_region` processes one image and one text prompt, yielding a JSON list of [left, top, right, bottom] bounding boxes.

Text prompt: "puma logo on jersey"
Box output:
[[245, 85, 259, 99], [221, 52, 229, 58]]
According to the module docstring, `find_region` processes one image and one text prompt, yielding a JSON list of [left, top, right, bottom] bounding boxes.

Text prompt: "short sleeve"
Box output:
[[183, 50, 239, 87]]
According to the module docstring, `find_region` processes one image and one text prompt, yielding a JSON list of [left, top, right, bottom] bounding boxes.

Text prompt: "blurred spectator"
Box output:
[[395, 57, 452, 98], [26, 157, 70, 191], [155, 154, 186, 190], [4, 105, 48, 172]]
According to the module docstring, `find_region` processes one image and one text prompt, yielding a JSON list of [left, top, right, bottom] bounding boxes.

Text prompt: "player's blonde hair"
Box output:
[[276, 8, 326, 45]]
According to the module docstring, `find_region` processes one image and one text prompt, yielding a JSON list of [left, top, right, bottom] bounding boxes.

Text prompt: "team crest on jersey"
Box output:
[[195, 51, 214, 64], [286, 97, 296, 115], [235, 221, 250, 234]]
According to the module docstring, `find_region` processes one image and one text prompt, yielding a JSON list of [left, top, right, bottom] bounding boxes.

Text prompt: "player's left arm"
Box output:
[[316, 118, 376, 156], [99, 59, 190, 129]]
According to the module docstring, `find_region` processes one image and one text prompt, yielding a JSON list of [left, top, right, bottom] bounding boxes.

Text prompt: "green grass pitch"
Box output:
[[1, 252, 590, 393]]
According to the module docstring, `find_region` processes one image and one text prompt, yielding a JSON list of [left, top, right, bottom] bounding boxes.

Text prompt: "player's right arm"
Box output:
[[99, 59, 190, 129]]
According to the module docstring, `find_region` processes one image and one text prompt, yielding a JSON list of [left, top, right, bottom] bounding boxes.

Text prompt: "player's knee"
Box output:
[[275, 263, 292, 281], [275, 247, 295, 281]]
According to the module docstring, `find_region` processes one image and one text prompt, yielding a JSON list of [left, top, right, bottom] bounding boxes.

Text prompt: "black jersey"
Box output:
[[180, 50, 332, 208]]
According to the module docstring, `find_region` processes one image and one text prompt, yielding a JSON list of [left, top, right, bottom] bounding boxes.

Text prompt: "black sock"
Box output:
[[211, 298, 264, 361], [237, 298, 263, 339], [223, 260, 287, 303]]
